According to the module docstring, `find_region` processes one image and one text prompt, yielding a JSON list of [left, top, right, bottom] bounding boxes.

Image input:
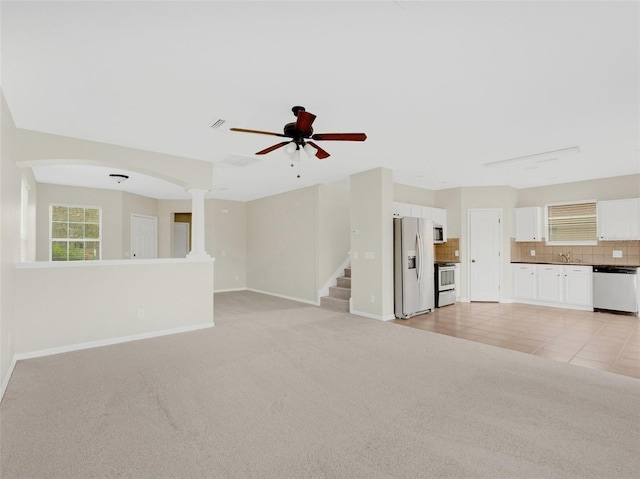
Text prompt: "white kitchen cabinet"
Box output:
[[392, 203, 448, 241], [393, 202, 412, 218], [537, 265, 564, 303], [422, 206, 447, 242], [514, 207, 542, 242], [597, 198, 640, 241], [512, 264, 537, 300], [563, 266, 593, 307], [512, 263, 593, 310], [410, 204, 425, 218]]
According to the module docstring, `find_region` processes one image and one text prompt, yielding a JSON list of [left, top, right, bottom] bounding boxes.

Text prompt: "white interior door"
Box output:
[[468, 209, 501, 302], [131, 214, 157, 259], [173, 222, 190, 258]]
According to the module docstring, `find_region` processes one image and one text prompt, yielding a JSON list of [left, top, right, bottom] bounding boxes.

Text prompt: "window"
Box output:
[[50, 204, 102, 261], [545, 201, 597, 245]]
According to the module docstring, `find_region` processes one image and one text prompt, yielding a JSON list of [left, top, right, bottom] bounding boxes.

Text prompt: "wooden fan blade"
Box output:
[[311, 133, 367, 141], [230, 128, 289, 138], [295, 111, 316, 135], [306, 141, 330, 160], [255, 141, 291, 155]]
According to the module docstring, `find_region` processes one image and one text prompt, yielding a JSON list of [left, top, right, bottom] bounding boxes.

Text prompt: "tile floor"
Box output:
[[393, 302, 640, 379]]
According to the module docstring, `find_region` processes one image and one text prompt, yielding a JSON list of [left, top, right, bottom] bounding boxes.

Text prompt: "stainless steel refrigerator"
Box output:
[[394, 217, 435, 318]]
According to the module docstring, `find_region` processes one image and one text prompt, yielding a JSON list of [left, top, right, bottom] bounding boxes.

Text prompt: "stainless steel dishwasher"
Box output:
[[592, 266, 638, 313]]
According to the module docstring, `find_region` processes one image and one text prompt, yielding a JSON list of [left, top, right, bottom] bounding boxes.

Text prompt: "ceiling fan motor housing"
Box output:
[[284, 122, 312, 141]]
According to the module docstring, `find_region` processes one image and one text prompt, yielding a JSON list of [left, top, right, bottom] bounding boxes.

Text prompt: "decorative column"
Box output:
[[187, 188, 210, 259]]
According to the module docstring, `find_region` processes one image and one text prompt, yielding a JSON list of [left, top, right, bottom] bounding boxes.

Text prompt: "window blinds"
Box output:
[[547, 202, 597, 242]]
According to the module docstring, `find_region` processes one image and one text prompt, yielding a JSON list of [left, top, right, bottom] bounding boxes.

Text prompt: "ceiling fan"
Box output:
[[230, 106, 367, 160]]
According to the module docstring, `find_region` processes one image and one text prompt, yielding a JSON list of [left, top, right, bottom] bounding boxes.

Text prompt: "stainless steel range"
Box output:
[[435, 263, 456, 308]]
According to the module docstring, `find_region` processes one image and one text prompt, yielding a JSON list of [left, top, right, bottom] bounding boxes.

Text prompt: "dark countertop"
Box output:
[[512, 261, 640, 268]]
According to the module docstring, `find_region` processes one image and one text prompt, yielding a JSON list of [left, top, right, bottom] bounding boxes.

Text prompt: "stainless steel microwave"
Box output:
[[433, 224, 444, 244]]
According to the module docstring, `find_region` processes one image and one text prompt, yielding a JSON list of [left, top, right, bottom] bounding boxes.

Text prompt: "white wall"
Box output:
[[394, 183, 436, 205], [350, 168, 394, 319], [246, 186, 318, 303], [516, 174, 640, 206], [316, 179, 351, 295], [14, 259, 214, 356], [0, 90, 20, 396], [156, 198, 247, 291], [208, 199, 246, 292]]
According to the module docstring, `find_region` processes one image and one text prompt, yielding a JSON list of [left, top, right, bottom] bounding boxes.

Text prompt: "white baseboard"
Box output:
[[0, 357, 18, 404], [351, 309, 396, 321], [14, 322, 215, 362], [214, 287, 246, 293], [246, 288, 319, 306]]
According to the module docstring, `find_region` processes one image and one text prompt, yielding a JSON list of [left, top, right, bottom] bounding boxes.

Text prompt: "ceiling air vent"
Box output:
[[209, 119, 226, 129]]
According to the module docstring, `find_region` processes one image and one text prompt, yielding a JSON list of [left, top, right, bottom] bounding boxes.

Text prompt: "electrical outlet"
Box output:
[[530, 250, 536, 256], [138, 309, 145, 320], [454, 250, 459, 257], [370, 295, 375, 303], [364, 251, 375, 260], [613, 250, 623, 258]]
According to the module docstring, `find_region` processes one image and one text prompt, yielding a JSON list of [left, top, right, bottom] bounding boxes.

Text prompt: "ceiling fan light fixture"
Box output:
[[109, 173, 129, 184], [285, 142, 297, 154], [303, 143, 315, 158]]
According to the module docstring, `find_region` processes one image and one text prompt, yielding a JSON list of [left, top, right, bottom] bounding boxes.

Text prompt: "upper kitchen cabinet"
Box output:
[[392, 202, 412, 218], [597, 198, 640, 241], [424, 206, 447, 242], [392, 203, 448, 241], [514, 207, 542, 242]]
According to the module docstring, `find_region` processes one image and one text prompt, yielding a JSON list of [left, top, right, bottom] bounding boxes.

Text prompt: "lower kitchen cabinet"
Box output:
[[512, 263, 593, 310], [538, 265, 564, 303], [563, 266, 593, 307], [512, 264, 537, 300]]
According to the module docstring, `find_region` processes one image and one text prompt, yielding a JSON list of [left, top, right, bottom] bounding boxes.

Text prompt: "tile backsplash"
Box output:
[[435, 238, 460, 263], [510, 239, 640, 266]]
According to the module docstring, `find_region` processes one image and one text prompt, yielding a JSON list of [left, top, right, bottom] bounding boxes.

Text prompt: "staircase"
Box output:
[[320, 267, 351, 312]]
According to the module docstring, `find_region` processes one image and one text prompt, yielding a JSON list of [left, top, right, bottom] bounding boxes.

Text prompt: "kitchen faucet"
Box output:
[[559, 252, 571, 263]]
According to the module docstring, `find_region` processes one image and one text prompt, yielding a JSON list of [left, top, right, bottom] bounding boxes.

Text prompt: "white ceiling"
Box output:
[[2, 1, 639, 201]]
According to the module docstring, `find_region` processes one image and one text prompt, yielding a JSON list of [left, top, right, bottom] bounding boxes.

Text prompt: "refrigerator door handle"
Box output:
[[416, 232, 423, 283]]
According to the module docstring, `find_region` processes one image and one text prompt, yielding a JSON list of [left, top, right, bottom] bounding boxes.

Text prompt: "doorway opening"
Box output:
[[173, 213, 192, 258]]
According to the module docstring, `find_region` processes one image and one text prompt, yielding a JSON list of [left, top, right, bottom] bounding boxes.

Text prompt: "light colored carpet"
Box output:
[[1, 291, 639, 478]]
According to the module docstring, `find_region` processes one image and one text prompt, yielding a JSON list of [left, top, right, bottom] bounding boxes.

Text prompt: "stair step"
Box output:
[[336, 276, 351, 288], [344, 267, 351, 278], [329, 286, 351, 300], [320, 296, 350, 312]]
